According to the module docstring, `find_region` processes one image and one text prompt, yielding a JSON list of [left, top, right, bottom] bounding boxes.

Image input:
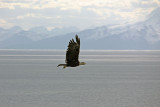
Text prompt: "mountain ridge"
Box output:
[[0, 7, 160, 49]]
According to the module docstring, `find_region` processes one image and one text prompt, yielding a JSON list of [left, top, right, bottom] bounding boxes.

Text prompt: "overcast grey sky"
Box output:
[[0, 0, 160, 30]]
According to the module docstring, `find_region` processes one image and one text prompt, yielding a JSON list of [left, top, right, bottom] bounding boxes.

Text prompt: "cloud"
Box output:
[[0, 2, 15, 9], [0, 0, 160, 30], [132, 0, 158, 8], [0, 18, 12, 28], [154, 0, 160, 5], [0, 0, 159, 13], [0, 0, 81, 10], [16, 13, 55, 19], [0, 0, 156, 10]]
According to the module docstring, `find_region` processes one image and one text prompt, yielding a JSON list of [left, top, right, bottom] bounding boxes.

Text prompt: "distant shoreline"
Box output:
[[0, 49, 160, 51]]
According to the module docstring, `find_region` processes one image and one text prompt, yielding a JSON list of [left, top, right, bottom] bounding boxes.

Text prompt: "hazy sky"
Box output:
[[0, 0, 159, 30]]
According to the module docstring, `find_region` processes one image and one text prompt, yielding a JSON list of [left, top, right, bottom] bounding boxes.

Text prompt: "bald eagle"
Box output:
[[57, 35, 86, 68]]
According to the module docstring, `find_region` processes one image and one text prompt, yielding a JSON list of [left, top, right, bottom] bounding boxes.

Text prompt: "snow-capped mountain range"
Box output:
[[0, 26, 79, 41], [0, 7, 160, 49]]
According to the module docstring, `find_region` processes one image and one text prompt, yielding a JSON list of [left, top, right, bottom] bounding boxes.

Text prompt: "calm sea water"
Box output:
[[0, 50, 160, 107]]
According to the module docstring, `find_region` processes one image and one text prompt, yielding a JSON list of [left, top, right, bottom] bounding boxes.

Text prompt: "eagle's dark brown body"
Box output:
[[57, 35, 85, 68]]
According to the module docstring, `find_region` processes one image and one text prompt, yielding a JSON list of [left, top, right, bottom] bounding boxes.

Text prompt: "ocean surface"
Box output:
[[0, 50, 160, 107]]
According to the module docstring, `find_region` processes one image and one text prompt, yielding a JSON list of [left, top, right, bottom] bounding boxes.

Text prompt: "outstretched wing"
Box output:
[[66, 35, 80, 66]]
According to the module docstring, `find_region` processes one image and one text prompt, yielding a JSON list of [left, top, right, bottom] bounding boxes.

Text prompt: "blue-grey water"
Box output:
[[0, 50, 160, 107]]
